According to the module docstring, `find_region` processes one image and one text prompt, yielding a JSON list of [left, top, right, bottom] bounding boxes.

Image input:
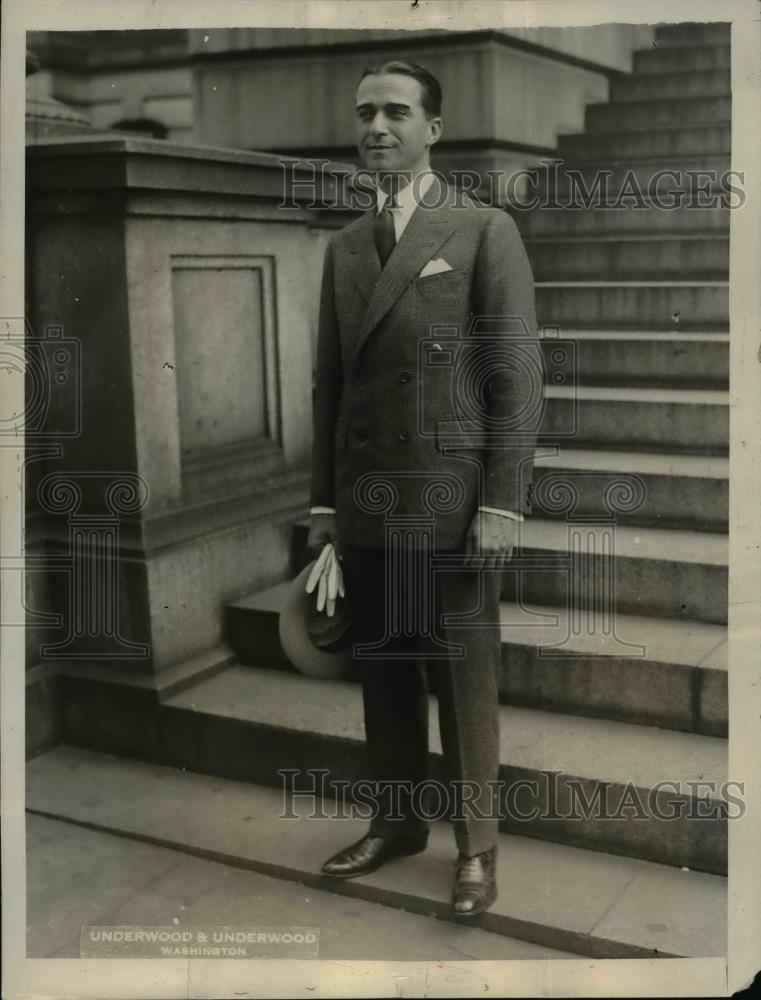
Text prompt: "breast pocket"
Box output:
[[413, 271, 470, 329], [414, 270, 467, 293]]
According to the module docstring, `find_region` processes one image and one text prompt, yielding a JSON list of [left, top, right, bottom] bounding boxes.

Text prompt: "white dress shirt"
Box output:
[[377, 169, 437, 241], [311, 169, 523, 524]]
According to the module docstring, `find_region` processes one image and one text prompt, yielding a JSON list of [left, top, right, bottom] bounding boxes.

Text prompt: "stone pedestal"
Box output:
[[25, 137, 355, 684]]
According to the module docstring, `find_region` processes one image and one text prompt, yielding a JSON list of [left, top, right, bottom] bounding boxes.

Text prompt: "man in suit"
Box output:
[[307, 59, 542, 916]]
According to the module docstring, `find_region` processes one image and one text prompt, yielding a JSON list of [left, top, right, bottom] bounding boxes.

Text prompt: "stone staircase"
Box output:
[[29, 21, 730, 959]]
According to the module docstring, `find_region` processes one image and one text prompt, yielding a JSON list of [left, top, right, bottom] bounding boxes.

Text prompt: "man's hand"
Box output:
[[463, 510, 518, 570], [307, 512, 340, 560]]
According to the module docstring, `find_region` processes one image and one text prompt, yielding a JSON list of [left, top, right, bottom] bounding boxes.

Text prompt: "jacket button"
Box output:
[[398, 430, 410, 442], [399, 371, 411, 384]]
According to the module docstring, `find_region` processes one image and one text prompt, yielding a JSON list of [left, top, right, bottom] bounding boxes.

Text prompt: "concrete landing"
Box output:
[[27, 813, 574, 961], [26, 744, 726, 959]]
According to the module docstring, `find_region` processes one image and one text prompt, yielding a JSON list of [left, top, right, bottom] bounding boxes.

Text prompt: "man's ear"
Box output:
[[427, 117, 443, 148]]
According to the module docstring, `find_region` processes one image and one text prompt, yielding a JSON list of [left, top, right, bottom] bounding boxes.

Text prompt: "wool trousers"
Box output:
[[340, 542, 502, 857]]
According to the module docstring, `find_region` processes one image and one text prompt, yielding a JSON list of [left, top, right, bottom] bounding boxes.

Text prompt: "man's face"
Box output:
[[354, 72, 442, 179]]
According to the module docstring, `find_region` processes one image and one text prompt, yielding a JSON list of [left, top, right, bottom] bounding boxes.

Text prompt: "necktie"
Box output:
[[374, 193, 397, 268]]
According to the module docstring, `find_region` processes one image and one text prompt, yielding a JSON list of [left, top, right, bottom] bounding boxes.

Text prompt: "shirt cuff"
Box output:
[[478, 505, 524, 522], [310, 506, 336, 515]]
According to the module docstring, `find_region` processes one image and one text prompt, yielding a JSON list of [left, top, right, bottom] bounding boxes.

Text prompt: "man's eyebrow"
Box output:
[[355, 101, 412, 112]]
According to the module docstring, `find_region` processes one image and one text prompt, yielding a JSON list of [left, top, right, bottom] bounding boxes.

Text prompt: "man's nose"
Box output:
[[369, 112, 389, 136]]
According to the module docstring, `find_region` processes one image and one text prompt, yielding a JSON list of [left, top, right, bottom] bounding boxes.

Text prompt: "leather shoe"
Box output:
[[452, 845, 497, 916], [320, 831, 428, 879]]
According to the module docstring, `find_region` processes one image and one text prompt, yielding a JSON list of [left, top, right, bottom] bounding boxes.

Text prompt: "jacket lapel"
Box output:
[[345, 208, 380, 305], [347, 179, 458, 363]]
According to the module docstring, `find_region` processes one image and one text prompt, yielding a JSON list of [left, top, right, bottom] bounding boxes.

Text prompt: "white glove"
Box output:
[[305, 542, 345, 617]]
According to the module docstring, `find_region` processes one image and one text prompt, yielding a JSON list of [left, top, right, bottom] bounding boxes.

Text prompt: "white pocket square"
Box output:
[[418, 258, 453, 278]]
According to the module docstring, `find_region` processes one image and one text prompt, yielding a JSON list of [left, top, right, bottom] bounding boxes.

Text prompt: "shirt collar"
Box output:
[[376, 170, 436, 222]]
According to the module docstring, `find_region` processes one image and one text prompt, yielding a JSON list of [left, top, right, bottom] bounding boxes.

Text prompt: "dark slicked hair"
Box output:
[[356, 60, 442, 118]]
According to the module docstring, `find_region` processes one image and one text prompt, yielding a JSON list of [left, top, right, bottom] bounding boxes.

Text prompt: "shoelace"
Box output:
[[453, 852, 490, 879]]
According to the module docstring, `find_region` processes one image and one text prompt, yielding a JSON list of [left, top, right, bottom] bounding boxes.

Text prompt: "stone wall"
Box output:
[[27, 25, 655, 155]]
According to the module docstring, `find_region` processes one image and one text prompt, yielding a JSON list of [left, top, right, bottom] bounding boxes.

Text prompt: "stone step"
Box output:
[[535, 281, 728, 330], [654, 22, 730, 48], [25, 745, 728, 959], [546, 328, 729, 387], [537, 157, 732, 202], [503, 518, 727, 626], [518, 204, 729, 238], [496, 601, 726, 737], [541, 384, 728, 453], [557, 125, 730, 162], [541, 332, 728, 389], [534, 445, 728, 526], [528, 235, 728, 281], [533, 446, 728, 531], [585, 96, 731, 133], [154, 663, 728, 873], [27, 813, 575, 961], [288, 514, 728, 625], [610, 70, 730, 102], [228, 579, 727, 735], [633, 44, 731, 75]]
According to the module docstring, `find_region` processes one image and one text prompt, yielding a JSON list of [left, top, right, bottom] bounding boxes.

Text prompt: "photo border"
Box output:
[[2, 2, 758, 997]]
